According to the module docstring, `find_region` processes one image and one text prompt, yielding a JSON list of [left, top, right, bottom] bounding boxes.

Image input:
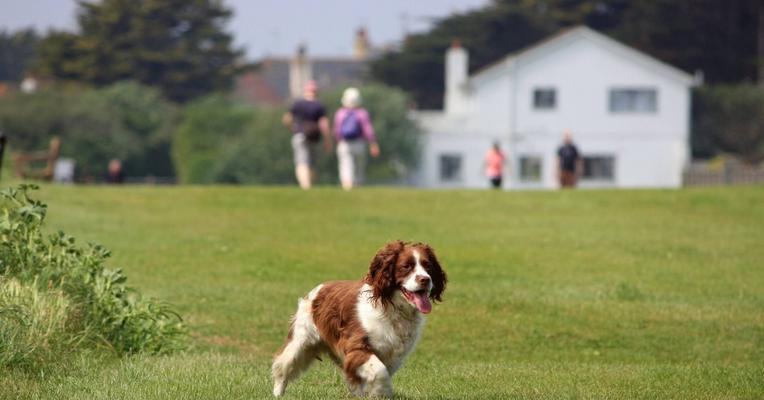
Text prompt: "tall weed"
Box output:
[[0, 278, 75, 371]]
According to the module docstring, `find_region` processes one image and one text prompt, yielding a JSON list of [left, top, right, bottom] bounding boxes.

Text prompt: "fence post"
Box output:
[[0, 131, 6, 180]]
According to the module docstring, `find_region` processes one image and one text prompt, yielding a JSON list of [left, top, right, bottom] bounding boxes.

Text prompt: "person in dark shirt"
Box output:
[[282, 80, 332, 189], [556, 131, 582, 188]]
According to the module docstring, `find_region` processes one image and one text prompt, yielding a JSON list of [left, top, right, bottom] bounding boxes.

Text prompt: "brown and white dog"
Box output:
[[272, 240, 447, 398]]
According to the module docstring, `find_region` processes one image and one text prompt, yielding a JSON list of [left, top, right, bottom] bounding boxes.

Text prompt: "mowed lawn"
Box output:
[[2, 185, 763, 399]]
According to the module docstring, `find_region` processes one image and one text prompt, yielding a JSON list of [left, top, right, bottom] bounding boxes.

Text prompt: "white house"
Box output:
[[411, 26, 696, 189]]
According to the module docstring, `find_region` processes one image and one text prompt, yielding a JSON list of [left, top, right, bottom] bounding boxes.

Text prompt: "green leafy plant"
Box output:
[[0, 184, 185, 372]]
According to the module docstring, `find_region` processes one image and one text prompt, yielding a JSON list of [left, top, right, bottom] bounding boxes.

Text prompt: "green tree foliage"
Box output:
[[693, 84, 764, 162], [372, 3, 553, 109], [35, 0, 242, 102], [0, 82, 176, 179], [372, 0, 760, 109], [172, 84, 421, 185], [607, 0, 759, 84], [0, 29, 39, 82]]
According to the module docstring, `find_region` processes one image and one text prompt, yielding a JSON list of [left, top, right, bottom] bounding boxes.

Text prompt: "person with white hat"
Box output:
[[333, 87, 380, 190]]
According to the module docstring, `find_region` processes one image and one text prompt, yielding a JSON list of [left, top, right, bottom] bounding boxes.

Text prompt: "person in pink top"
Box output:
[[333, 87, 380, 190], [484, 142, 507, 189]]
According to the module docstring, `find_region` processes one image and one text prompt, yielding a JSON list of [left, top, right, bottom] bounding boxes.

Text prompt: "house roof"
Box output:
[[471, 26, 695, 87]]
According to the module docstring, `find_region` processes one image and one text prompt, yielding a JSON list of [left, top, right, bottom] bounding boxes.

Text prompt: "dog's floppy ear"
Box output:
[[366, 240, 404, 306], [422, 244, 447, 302]]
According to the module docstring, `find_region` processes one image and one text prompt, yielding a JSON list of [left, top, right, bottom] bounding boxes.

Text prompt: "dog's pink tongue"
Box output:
[[413, 292, 432, 314]]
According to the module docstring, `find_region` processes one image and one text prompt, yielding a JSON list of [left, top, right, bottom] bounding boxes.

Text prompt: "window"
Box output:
[[582, 156, 615, 181], [519, 156, 542, 182], [533, 88, 556, 110], [439, 154, 463, 182], [609, 88, 658, 113]]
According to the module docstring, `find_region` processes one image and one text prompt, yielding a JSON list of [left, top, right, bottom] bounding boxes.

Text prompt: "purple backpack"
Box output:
[[339, 110, 363, 140]]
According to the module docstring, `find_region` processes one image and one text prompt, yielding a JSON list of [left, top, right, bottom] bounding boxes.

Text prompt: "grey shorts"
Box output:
[[291, 133, 319, 167]]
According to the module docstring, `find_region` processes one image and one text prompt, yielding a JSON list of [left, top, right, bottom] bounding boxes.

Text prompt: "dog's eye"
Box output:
[[421, 260, 430, 268]]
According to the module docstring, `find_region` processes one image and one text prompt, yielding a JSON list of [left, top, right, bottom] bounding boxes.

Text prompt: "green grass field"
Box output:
[[2, 185, 763, 399]]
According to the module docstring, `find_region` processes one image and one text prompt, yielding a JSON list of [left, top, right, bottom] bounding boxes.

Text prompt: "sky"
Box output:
[[0, 0, 490, 59]]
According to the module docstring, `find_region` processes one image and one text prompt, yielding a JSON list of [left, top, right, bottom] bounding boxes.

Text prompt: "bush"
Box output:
[[171, 95, 256, 183], [0, 81, 177, 180], [92, 82, 178, 177], [693, 84, 764, 162], [211, 108, 295, 184], [0, 184, 185, 372]]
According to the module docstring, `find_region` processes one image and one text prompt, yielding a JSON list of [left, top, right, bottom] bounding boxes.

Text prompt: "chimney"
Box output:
[[289, 44, 313, 98], [353, 27, 370, 60], [445, 40, 468, 114]]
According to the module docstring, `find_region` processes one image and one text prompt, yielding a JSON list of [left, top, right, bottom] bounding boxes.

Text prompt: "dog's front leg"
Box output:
[[347, 353, 392, 398]]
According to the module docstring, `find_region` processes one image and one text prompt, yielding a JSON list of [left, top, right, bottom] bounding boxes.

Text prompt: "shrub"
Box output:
[[171, 95, 256, 183], [210, 108, 295, 184], [90, 81, 178, 177], [0, 184, 185, 372]]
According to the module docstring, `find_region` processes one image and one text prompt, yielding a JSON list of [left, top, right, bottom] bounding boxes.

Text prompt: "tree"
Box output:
[[693, 85, 764, 163], [610, 1, 759, 84], [371, 3, 554, 109], [0, 29, 39, 82], [35, 0, 242, 102]]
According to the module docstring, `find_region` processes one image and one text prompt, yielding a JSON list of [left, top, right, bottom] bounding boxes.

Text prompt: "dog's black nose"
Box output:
[[416, 275, 430, 286]]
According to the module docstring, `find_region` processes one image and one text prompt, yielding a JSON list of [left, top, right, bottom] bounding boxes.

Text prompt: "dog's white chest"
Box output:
[[356, 285, 424, 373]]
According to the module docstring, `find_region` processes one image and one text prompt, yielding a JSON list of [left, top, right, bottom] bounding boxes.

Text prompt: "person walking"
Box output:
[[283, 80, 332, 189], [556, 131, 582, 188], [484, 142, 506, 189], [333, 87, 380, 190]]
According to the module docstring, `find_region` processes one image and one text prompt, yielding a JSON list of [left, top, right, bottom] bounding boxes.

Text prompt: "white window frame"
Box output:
[[608, 87, 658, 113]]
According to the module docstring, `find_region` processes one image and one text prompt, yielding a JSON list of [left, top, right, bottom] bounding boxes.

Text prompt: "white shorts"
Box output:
[[336, 140, 367, 185]]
